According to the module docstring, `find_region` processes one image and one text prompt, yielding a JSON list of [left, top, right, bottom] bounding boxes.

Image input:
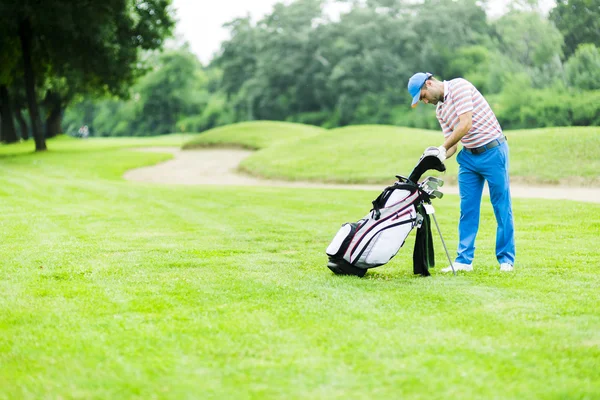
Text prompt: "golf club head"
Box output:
[[422, 176, 444, 188], [418, 176, 445, 199], [431, 189, 444, 199]]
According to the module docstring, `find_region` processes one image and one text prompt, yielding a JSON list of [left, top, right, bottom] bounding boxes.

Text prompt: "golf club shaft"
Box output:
[[432, 213, 456, 276]]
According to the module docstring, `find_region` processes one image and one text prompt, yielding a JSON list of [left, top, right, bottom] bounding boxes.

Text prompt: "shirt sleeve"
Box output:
[[452, 79, 474, 116]]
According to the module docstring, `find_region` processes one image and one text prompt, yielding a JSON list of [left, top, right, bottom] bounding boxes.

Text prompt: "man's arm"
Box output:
[[427, 111, 471, 161], [443, 111, 473, 152], [445, 143, 459, 159], [442, 111, 472, 153]]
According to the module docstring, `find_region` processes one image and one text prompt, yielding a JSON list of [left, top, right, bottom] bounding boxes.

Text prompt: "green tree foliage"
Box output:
[[132, 50, 204, 135], [57, 0, 600, 135], [0, 30, 20, 143], [320, 5, 413, 125], [564, 44, 600, 90], [213, 0, 511, 128], [493, 11, 564, 68], [216, 17, 258, 98], [0, 0, 174, 149], [253, 0, 323, 119], [411, 0, 492, 77], [446, 46, 493, 92], [493, 11, 566, 89], [64, 48, 209, 136], [493, 86, 600, 128], [177, 92, 236, 133], [550, 0, 600, 58]]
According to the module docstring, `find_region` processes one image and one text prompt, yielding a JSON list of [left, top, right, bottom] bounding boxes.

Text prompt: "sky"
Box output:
[[171, 0, 556, 65]]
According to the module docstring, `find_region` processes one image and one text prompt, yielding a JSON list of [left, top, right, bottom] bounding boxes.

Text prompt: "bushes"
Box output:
[[176, 92, 236, 133], [571, 91, 600, 126], [493, 87, 600, 130], [389, 105, 440, 130], [384, 82, 600, 132], [565, 44, 600, 90]]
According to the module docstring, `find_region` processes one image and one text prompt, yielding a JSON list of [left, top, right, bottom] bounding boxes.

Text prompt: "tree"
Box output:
[[18, 16, 46, 150], [0, 28, 21, 143], [446, 46, 493, 93], [492, 10, 565, 88], [132, 49, 205, 135], [0, 0, 175, 150], [493, 11, 564, 68], [41, 0, 175, 139], [10, 79, 31, 140], [215, 17, 258, 99], [550, 0, 600, 58], [64, 47, 209, 137], [0, 84, 19, 143], [564, 44, 600, 90], [251, 0, 325, 120], [410, 0, 492, 78], [320, 5, 412, 124]]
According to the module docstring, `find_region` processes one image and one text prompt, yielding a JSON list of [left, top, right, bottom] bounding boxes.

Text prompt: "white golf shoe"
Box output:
[[500, 263, 514, 272], [441, 262, 473, 273]]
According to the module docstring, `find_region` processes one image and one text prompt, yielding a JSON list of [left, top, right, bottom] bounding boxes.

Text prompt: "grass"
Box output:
[[182, 121, 326, 150], [0, 133, 196, 155], [0, 137, 599, 399], [228, 125, 600, 185], [242, 125, 442, 184]]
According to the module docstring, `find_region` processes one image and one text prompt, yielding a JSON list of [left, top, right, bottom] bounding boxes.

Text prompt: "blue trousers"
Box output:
[[455, 142, 515, 266]]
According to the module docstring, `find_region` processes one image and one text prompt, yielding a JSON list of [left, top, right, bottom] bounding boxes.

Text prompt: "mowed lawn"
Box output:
[[0, 137, 599, 399]]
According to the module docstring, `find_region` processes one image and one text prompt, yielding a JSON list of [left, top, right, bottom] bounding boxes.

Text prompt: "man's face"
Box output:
[[419, 80, 443, 105]]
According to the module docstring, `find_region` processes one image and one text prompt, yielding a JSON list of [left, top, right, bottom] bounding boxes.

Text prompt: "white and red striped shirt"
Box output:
[[436, 78, 503, 148]]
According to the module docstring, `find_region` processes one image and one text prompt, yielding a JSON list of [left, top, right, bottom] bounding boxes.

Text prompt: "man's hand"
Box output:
[[423, 145, 447, 162]]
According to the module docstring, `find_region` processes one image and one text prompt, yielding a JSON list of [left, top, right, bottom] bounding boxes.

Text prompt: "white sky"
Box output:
[[171, 0, 556, 65]]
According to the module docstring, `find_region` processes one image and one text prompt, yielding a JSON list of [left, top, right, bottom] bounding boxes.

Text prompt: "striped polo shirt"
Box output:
[[436, 78, 503, 148]]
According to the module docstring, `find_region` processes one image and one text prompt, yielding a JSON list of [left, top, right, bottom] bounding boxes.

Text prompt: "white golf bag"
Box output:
[[325, 155, 450, 277]]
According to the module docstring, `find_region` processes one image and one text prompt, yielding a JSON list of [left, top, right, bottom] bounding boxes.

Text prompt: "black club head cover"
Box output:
[[408, 155, 446, 183]]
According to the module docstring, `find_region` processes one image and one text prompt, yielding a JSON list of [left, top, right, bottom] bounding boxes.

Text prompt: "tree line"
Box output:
[[2, 0, 600, 143], [207, 0, 600, 131]]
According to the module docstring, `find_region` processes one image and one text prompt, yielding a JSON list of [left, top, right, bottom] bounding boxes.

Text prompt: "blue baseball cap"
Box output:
[[408, 72, 433, 108]]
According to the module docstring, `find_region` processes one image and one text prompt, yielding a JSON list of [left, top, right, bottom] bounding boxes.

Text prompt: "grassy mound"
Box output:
[[182, 120, 326, 150], [240, 125, 600, 185], [240, 125, 439, 183], [506, 127, 600, 185]]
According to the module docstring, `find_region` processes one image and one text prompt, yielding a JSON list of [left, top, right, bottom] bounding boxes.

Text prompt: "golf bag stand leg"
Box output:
[[431, 213, 456, 276]]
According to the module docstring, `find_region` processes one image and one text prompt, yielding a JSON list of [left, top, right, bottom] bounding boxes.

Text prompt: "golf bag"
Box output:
[[325, 155, 446, 277]]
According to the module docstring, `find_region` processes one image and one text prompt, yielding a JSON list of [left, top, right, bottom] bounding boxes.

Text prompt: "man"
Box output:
[[407, 72, 515, 272]]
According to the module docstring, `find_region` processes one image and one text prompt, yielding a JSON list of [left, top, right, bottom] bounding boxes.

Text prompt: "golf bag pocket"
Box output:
[[326, 222, 359, 258], [353, 217, 416, 268]]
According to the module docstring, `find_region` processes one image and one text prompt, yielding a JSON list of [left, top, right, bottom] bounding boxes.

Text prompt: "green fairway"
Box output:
[[1, 137, 599, 399]]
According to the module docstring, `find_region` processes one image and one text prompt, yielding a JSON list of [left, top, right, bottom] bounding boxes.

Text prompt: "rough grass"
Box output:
[[0, 137, 599, 399]]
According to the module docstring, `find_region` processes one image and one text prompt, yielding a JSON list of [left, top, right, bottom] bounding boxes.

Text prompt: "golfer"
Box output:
[[408, 72, 515, 272]]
